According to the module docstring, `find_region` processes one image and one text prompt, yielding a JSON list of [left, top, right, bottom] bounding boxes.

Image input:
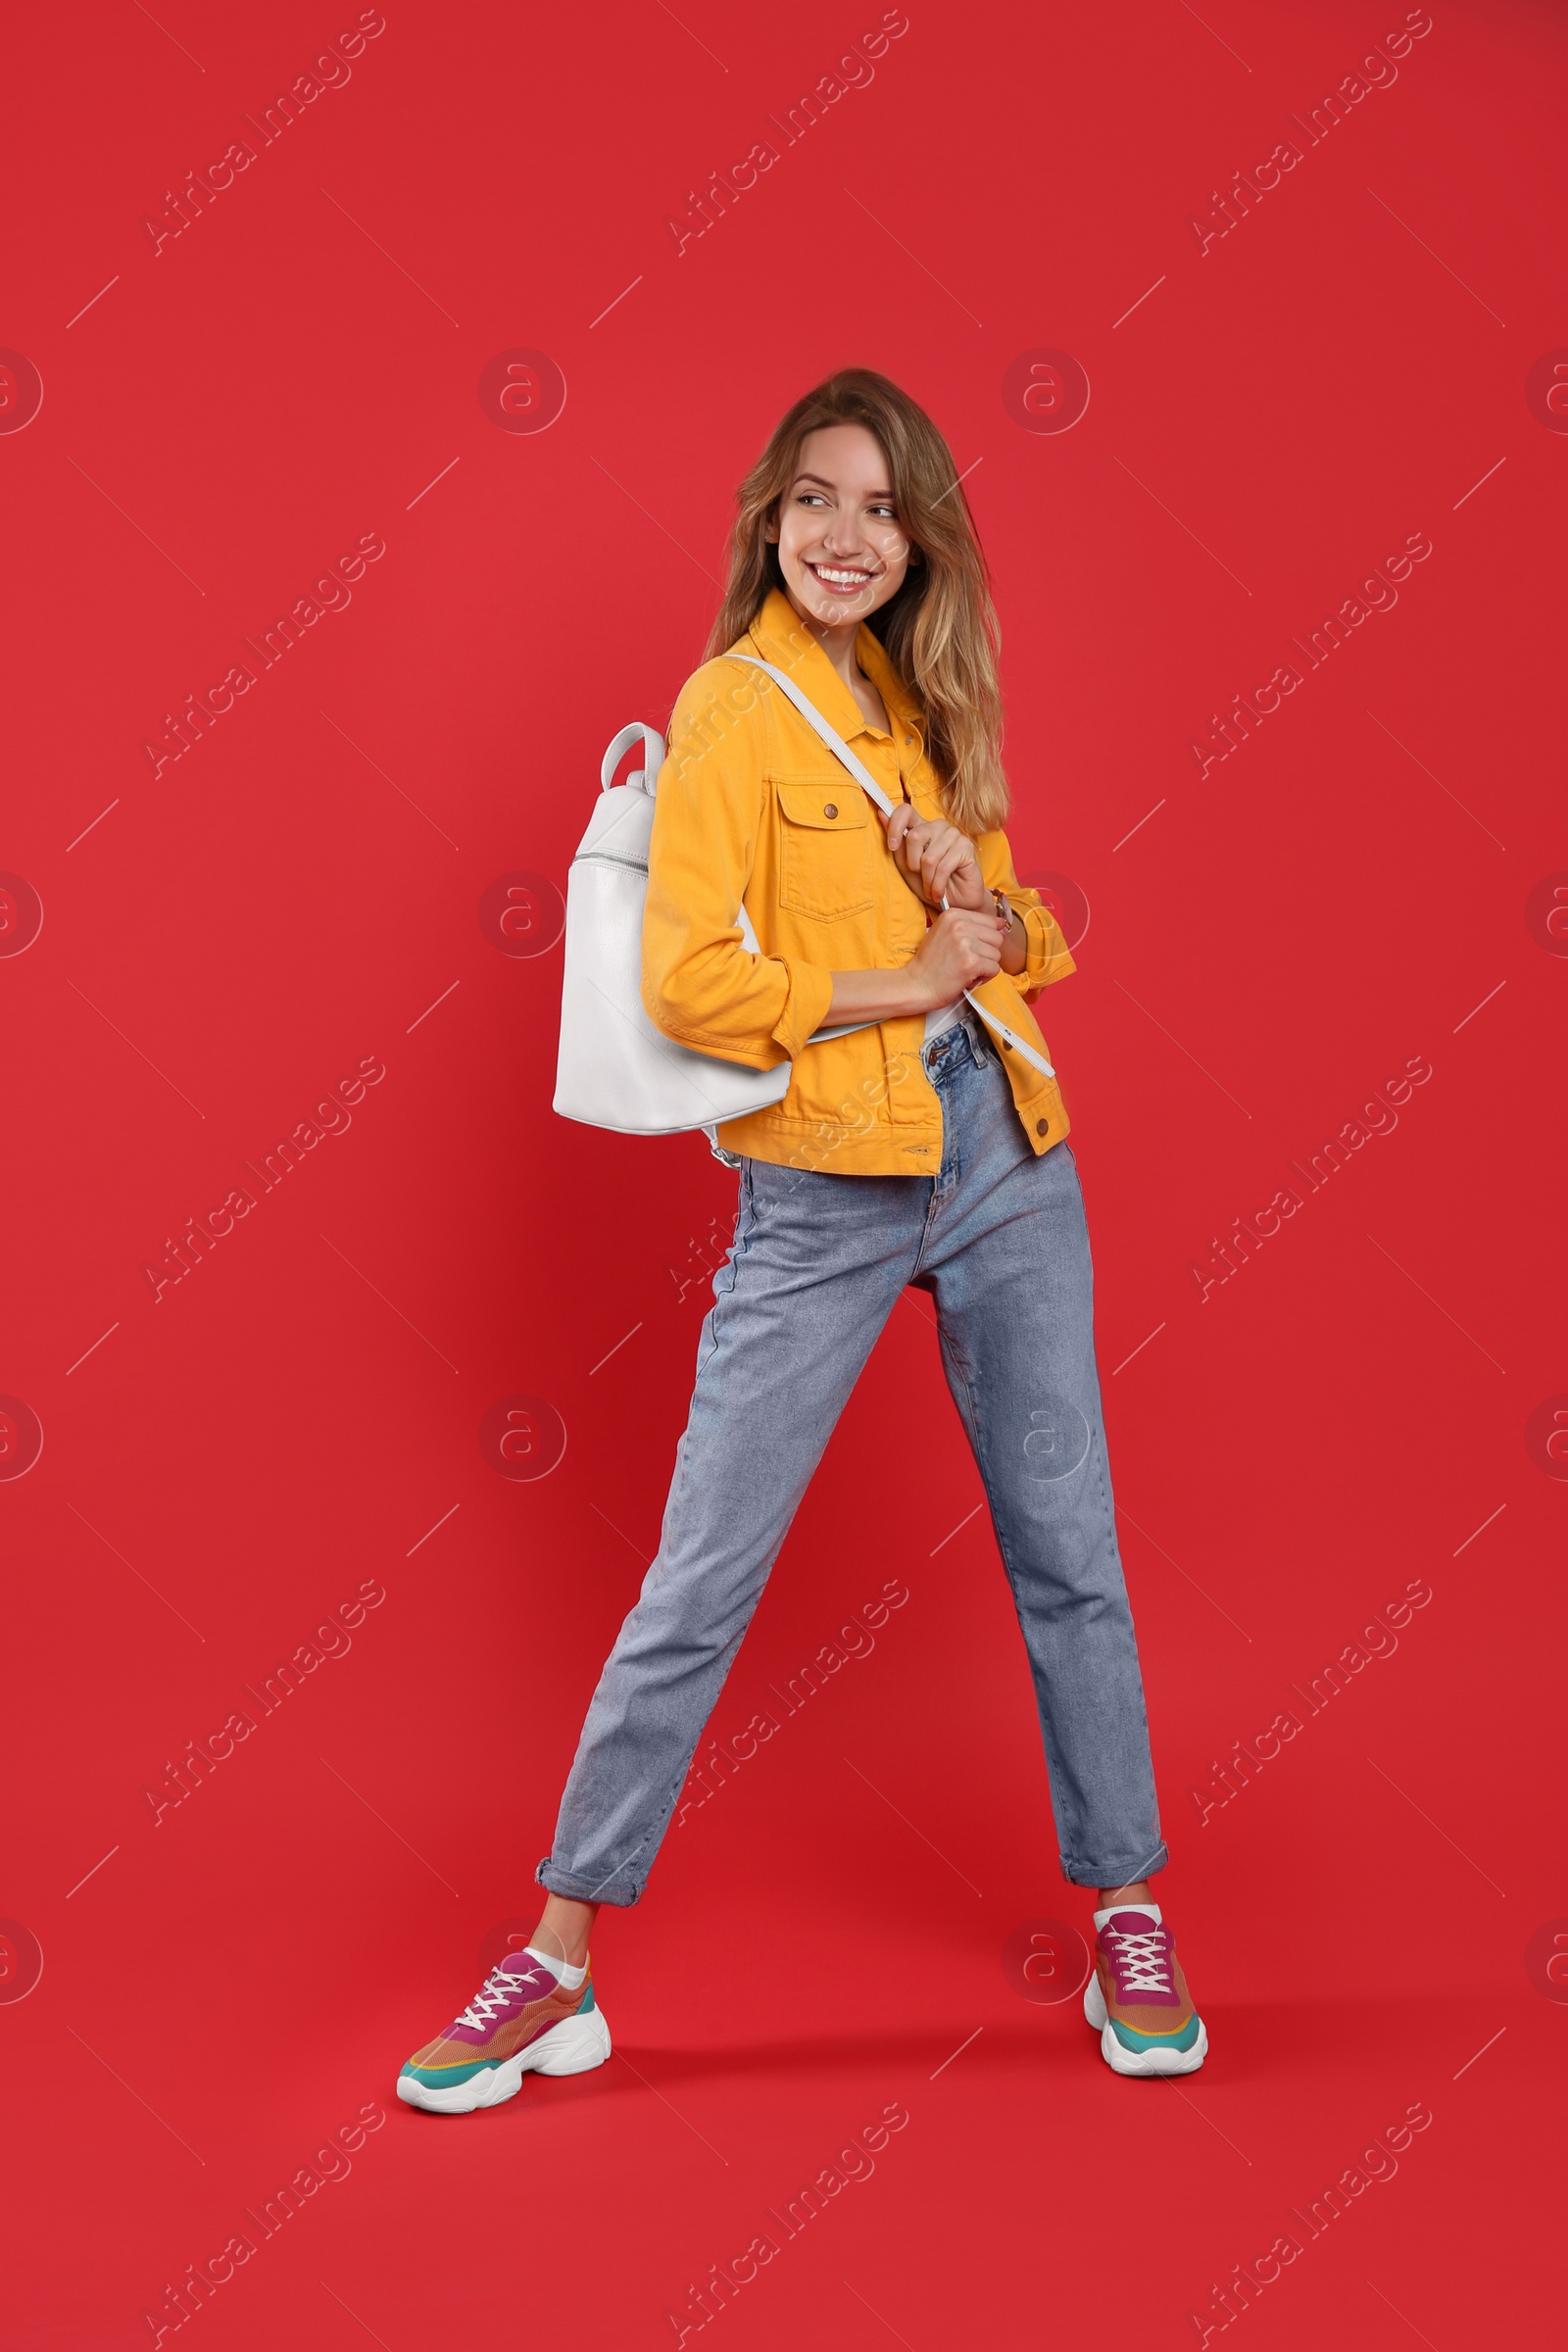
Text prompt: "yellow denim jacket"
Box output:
[[641, 588, 1075, 1175]]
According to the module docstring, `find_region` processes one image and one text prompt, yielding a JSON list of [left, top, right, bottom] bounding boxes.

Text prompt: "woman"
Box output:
[[398, 369, 1205, 2111]]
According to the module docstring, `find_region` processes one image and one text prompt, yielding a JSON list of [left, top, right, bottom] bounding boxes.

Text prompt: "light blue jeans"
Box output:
[[539, 1009, 1167, 1901]]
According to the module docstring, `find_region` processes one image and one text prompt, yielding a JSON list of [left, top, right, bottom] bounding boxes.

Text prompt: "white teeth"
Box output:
[[815, 565, 870, 585]]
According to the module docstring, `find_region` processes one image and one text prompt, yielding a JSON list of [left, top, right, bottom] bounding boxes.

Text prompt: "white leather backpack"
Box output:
[[551, 721, 809, 1144]]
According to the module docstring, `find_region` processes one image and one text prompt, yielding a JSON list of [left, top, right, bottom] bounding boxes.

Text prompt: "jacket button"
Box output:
[[1036, 1118, 1050, 1136], [823, 802, 838, 818]]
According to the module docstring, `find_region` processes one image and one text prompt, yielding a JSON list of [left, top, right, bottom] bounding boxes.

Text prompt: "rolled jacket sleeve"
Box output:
[[641, 663, 836, 1069], [977, 828, 1076, 1001]]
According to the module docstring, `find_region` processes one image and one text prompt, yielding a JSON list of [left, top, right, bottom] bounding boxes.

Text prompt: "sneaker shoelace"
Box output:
[[455, 1958, 540, 2033], [1107, 1925, 1174, 1999]]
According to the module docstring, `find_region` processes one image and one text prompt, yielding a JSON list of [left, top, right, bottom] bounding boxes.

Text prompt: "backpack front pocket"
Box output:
[[773, 780, 875, 921]]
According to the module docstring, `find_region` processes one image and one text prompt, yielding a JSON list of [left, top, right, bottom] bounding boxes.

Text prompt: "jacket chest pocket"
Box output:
[[773, 779, 875, 920]]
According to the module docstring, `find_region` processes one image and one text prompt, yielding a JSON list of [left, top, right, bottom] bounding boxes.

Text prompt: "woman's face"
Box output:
[[767, 423, 913, 632]]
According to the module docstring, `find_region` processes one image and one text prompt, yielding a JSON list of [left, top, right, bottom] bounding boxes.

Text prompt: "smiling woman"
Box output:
[[399, 366, 1206, 2114], [706, 372, 1008, 842]]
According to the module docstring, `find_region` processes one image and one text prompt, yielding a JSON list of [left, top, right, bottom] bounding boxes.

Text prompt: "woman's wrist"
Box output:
[[826, 963, 938, 1023], [882, 963, 942, 1018]]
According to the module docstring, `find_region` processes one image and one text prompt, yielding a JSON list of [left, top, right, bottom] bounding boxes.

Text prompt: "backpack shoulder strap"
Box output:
[[730, 656, 1054, 1083], [730, 657, 898, 819]]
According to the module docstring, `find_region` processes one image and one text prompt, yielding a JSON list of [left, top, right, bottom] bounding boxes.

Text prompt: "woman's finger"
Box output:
[[934, 843, 968, 898]]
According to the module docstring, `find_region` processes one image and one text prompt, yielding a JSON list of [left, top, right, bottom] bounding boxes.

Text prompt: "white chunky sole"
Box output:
[[1084, 1972, 1207, 2077], [397, 2001, 612, 2114]]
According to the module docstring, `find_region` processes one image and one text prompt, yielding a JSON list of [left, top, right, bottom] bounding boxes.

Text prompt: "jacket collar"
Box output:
[[741, 586, 918, 748]]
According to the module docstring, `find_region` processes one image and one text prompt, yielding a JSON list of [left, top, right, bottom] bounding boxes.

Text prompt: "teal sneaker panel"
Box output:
[[400, 2055, 495, 2088], [1107, 2009, 1203, 2055]]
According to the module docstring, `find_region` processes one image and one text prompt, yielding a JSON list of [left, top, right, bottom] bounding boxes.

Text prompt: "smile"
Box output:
[[808, 563, 877, 594]]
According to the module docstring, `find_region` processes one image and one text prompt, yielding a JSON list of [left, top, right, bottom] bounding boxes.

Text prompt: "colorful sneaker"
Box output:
[[1084, 1905, 1207, 2076], [397, 1948, 611, 2113]]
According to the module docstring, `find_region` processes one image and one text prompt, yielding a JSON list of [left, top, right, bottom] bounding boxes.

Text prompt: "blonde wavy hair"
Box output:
[[703, 368, 1009, 834]]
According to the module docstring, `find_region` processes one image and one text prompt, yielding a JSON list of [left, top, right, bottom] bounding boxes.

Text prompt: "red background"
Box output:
[[2, 1, 1562, 2345]]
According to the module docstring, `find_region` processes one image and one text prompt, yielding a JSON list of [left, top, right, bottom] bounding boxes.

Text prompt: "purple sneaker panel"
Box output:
[[446, 1956, 560, 2043], [1100, 1921, 1181, 2009]]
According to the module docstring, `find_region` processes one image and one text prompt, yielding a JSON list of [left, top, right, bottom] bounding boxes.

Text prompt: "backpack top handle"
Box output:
[[601, 722, 667, 796]]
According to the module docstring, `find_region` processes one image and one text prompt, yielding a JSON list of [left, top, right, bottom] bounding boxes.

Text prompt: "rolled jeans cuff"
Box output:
[[534, 1855, 646, 1908], [1059, 1837, 1169, 1890]]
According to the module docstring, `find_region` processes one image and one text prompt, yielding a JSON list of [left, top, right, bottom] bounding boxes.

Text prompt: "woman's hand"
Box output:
[[908, 906, 1005, 1005], [886, 804, 989, 911], [823, 901, 1010, 1025]]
